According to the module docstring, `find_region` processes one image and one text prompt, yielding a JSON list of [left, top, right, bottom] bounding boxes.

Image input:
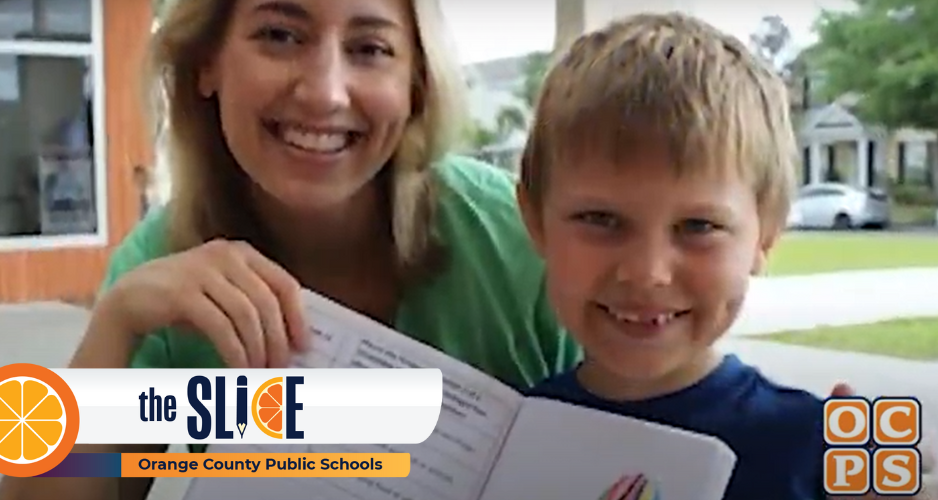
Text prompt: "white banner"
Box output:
[[53, 369, 442, 445]]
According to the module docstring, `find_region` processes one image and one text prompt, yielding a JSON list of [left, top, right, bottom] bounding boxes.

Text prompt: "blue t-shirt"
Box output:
[[527, 354, 826, 500]]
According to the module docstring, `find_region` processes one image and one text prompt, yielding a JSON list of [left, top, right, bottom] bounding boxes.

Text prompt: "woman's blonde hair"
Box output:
[[146, 0, 468, 279]]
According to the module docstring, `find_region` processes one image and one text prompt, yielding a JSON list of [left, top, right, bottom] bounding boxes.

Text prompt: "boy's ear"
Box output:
[[516, 183, 546, 257], [751, 223, 783, 276]]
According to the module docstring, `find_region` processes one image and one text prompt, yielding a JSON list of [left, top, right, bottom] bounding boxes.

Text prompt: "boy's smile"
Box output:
[[595, 301, 692, 341], [519, 138, 779, 402]]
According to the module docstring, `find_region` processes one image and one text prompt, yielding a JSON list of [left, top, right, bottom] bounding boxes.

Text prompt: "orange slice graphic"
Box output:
[[252, 377, 284, 439], [0, 364, 79, 478], [0, 378, 65, 463]]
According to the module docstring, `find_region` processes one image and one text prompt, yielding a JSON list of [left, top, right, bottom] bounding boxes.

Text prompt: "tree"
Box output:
[[495, 106, 526, 135], [809, 0, 938, 188], [809, 0, 938, 131], [514, 51, 551, 109], [749, 15, 794, 74], [465, 51, 551, 159], [749, 16, 814, 121]]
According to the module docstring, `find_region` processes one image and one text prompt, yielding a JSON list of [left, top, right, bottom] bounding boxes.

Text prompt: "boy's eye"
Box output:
[[573, 211, 620, 229], [678, 218, 721, 235]]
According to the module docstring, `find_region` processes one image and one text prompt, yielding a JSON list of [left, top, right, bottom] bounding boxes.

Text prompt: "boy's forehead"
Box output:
[[545, 142, 753, 195], [543, 154, 759, 213]]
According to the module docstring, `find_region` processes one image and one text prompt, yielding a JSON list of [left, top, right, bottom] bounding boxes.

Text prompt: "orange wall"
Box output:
[[0, 0, 154, 303]]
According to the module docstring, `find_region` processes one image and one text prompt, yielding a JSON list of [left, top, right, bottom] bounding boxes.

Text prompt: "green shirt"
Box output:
[[101, 154, 581, 389]]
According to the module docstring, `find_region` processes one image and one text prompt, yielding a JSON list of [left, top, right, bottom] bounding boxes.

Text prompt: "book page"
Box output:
[[184, 290, 524, 500], [479, 397, 737, 500]]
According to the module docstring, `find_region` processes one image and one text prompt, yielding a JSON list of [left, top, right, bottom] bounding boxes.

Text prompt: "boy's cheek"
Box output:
[[543, 231, 614, 285]]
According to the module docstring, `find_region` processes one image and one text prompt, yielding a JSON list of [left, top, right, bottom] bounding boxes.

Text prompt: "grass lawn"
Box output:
[[756, 318, 938, 361], [766, 232, 938, 276]]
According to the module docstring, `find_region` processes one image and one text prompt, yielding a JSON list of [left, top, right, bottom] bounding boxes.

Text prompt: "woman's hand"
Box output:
[[92, 239, 309, 368]]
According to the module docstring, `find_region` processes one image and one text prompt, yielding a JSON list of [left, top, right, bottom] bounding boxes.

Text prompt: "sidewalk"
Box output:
[[0, 302, 89, 368], [730, 267, 938, 336]]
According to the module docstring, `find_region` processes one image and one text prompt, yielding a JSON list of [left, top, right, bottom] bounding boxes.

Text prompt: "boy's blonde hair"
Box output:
[[146, 0, 468, 278], [521, 12, 797, 231]]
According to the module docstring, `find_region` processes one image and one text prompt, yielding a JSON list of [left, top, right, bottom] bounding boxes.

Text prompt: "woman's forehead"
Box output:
[[233, 0, 413, 27]]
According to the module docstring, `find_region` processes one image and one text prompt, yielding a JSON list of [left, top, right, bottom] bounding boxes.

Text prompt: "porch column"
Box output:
[[875, 138, 889, 186], [856, 137, 869, 187], [554, 0, 586, 53], [809, 142, 823, 184], [32, 0, 50, 33]]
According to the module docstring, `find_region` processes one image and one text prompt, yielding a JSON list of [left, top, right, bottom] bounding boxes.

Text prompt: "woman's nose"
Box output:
[[292, 41, 351, 112]]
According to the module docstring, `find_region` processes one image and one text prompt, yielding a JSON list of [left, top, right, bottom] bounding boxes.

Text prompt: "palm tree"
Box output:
[[495, 106, 526, 136]]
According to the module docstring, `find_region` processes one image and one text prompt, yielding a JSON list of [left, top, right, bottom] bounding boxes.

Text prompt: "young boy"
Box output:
[[517, 12, 826, 500]]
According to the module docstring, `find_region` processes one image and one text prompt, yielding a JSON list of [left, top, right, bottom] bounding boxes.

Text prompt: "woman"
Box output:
[[0, 1, 576, 499]]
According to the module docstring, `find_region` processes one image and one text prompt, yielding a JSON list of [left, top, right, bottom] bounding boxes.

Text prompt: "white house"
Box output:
[[797, 96, 936, 188]]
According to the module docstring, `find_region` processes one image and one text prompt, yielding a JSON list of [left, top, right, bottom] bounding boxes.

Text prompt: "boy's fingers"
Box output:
[[829, 382, 855, 398]]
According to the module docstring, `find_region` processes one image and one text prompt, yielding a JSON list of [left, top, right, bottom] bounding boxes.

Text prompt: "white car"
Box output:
[[787, 183, 891, 230]]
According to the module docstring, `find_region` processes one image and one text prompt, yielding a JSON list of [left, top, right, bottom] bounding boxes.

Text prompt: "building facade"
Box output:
[[0, 0, 153, 303]]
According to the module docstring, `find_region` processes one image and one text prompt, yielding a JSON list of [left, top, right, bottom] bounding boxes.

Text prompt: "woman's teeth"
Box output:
[[281, 127, 351, 153]]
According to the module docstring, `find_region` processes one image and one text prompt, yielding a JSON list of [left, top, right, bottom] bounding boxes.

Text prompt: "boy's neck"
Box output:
[[575, 348, 724, 403]]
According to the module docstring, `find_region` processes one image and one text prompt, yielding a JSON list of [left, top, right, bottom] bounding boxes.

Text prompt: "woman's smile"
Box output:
[[262, 119, 365, 164]]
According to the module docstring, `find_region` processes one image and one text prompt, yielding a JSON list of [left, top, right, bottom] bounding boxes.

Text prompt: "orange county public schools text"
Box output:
[[138, 456, 384, 474]]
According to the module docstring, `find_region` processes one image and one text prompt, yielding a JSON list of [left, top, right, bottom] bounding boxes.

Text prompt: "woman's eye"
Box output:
[[574, 211, 620, 229], [254, 26, 302, 45], [351, 42, 394, 59]]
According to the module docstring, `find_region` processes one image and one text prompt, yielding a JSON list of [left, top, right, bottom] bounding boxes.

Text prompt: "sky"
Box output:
[[438, 0, 856, 64]]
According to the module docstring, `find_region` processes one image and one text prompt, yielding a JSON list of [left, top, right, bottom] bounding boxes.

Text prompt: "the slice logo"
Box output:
[[187, 374, 304, 440], [252, 377, 286, 439], [0, 364, 79, 477]]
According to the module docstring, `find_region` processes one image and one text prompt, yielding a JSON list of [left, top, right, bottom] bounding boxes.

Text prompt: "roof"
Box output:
[[464, 54, 529, 88]]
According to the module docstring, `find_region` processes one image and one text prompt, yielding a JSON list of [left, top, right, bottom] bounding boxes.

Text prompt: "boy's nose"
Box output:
[[614, 242, 674, 289]]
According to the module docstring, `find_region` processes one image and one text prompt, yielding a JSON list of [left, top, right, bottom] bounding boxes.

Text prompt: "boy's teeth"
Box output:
[[611, 310, 677, 326], [281, 127, 349, 152]]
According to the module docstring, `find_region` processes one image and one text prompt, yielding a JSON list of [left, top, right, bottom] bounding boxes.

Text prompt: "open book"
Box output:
[[183, 290, 737, 500]]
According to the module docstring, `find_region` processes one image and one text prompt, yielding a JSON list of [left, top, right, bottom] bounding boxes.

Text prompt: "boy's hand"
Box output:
[[827, 383, 936, 500]]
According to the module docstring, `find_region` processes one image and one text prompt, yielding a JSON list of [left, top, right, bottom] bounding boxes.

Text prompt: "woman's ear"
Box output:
[[198, 64, 218, 98], [516, 183, 546, 257]]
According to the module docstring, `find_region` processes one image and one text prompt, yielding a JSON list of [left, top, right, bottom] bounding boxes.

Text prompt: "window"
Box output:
[[798, 186, 846, 199], [0, 0, 105, 251]]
